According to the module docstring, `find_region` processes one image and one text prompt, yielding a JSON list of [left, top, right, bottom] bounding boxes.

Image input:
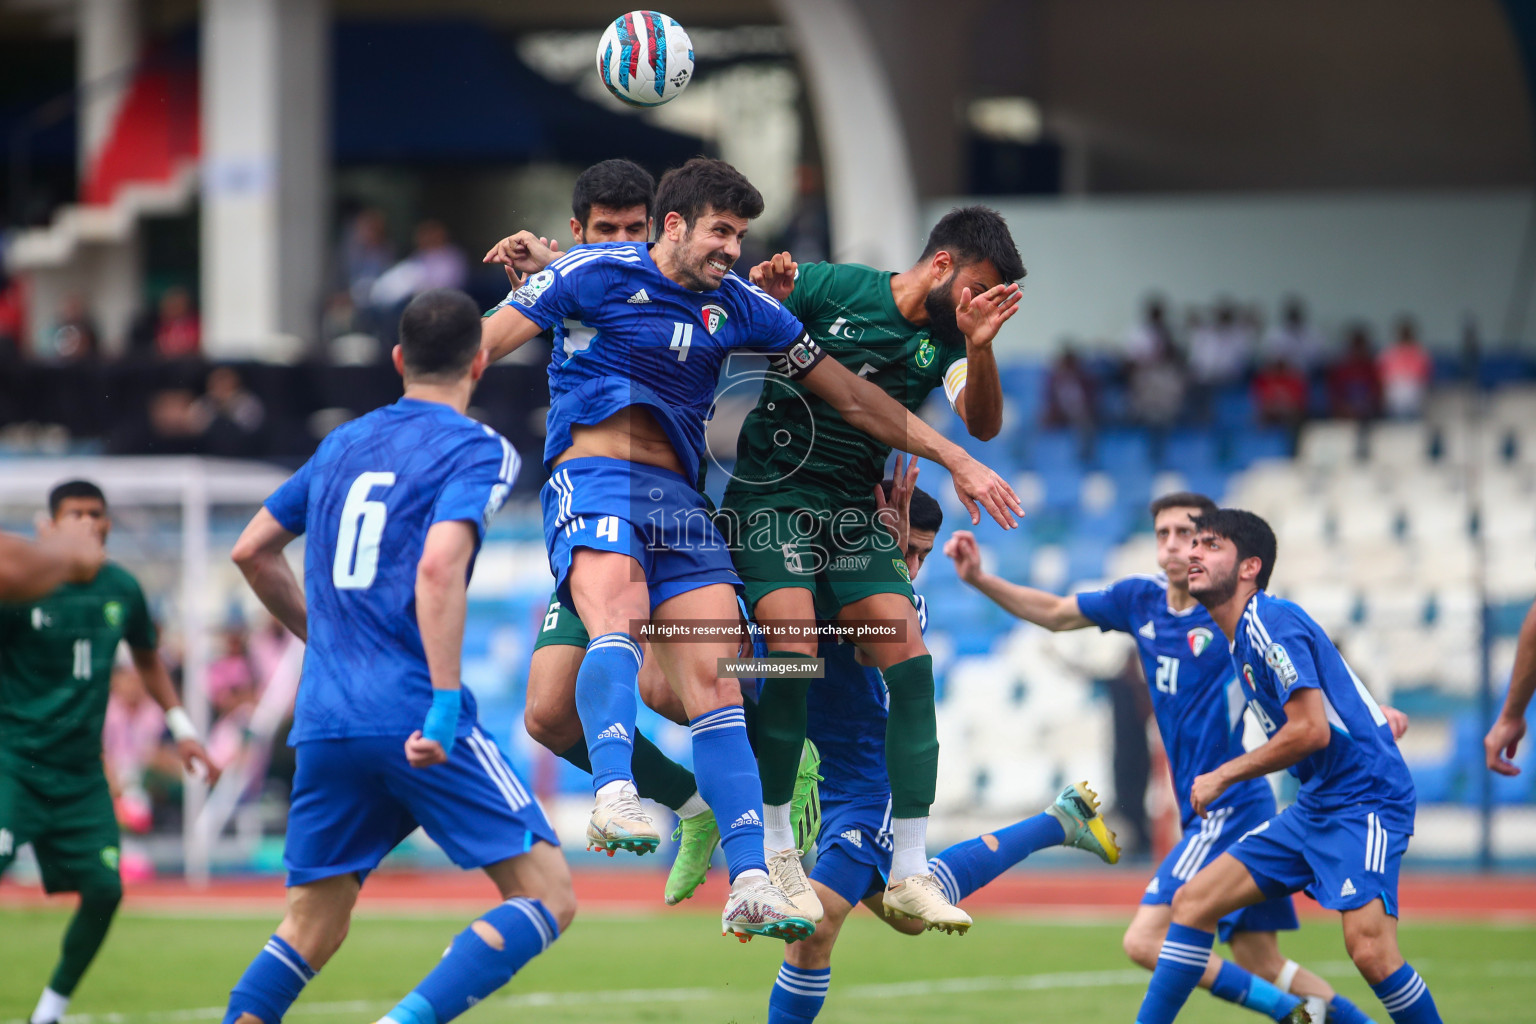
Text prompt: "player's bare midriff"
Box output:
[[552, 406, 687, 477]]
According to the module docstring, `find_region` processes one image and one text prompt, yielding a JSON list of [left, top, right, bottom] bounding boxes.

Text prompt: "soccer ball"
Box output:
[[595, 11, 694, 108]]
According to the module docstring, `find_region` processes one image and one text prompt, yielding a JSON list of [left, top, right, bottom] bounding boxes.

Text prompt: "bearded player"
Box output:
[[1, 481, 216, 1024], [730, 207, 1023, 930], [480, 157, 1021, 940]]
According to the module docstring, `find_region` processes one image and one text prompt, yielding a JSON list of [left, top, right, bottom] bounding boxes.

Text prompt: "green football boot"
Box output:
[[664, 809, 720, 905], [790, 739, 823, 854], [1045, 781, 1121, 864]]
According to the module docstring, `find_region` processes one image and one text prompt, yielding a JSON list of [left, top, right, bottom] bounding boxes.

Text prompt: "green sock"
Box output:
[[49, 878, 121, 996], [559, 734, 698, 812], [883, 654, 938, 819], [632, 732, 699, 812], [755, 654, 815, 805]]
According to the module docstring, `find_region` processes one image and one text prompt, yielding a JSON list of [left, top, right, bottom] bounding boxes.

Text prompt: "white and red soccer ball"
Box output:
[[596, 11, 695, 108]]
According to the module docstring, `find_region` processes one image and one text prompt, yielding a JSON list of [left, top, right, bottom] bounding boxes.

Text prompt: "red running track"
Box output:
[[5, 870, 1534, 921]]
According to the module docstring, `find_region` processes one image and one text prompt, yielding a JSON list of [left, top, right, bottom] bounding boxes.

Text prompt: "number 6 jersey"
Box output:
[[264, 397, 519, 742]]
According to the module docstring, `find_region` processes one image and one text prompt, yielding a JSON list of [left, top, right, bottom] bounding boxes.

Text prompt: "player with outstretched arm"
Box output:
[[480, 157, 1021, 941], [221, 290, 572, 1024], [1132, 509, 1440, 1024]]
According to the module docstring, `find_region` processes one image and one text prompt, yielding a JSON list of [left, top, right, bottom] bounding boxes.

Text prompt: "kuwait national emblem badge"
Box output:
[[701, 304, 728, 335], [1186, 626, 1213, 657]]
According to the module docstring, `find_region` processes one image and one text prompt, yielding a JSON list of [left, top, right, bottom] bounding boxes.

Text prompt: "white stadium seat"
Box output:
[[1298, 420, 1360, 469]]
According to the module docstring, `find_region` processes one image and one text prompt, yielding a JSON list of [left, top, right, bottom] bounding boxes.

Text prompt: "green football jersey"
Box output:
[[724, 261, 967, 507], [0, 562, 157, 774]]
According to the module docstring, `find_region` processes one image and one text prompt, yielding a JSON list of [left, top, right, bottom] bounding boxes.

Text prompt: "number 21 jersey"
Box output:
[[264, 397, 519, 743]]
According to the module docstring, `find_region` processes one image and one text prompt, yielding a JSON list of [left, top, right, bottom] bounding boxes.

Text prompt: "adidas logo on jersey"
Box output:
[[1340, 877, 1357, 897], [595, 722, 630, 743], [1145, 876, 1160, 895], [841, 828, 863, 849], [730, 809, 762, 830], [627, 289, 651, 304], [1139, 621, 1157, 639]]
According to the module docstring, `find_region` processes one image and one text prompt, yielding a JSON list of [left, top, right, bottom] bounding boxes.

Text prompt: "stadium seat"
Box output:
[[1285, 582, 1357, 634], [1366, 421, 1432, 469], [1160, 429, 1220, 472], [1360, 586, 1430, 630], [1297, 420, 1361, 469], [1226, 429, 1292, 469], [1334, 498, 1401, 545], [1096, 430, 1153, 474], [1029, 430, 1081, 473], [1212, 387, 1254, 430]]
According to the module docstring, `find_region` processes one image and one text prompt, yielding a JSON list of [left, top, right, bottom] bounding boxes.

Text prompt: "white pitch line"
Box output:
[[11, 958, 1535, 1024]]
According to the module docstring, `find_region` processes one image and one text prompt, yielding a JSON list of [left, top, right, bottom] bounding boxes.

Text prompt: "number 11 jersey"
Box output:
[[264, 397, 519, 743]]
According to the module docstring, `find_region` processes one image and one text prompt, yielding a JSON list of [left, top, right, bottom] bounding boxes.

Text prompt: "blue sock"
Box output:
[[926, 813, 1065, 903], [383, 898, 560, 1024], [1370, 963, 1441, 1024], [223, 934, 315, 1024], [767, 962, 830, 1023], [1329, 993, 1375, 1024], [574, 633, 642, 792], [689, 705, 767, 881], [1208, 960, 1303, 1020], [1136, 923, 1214, 1024]]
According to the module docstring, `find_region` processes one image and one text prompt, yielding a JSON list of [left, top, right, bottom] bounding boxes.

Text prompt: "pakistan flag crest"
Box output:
[[915, 337, 936, 368], [1186, 626, 1213, 657], [104, 601, 124, 628]]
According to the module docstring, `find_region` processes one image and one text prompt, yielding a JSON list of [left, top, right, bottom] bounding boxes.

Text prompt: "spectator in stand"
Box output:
[[190, 366, 268, 457], [1251, 357, 1309, 429], [1327, 325, 1383, 420], [340, 207, 395, 308], [1043, 344, 1098, 455], [1378, 317, 1434, 419], [1127, 333, 1188, 432], [1261, 296, 1327, 374], [1188, 299, 1253, 388], [130, 286, 201, 360], [369, 218, 468, 308], [1124, 294, 1178, 363], [107, 387, 203, 455], [41, 292, 100, 362], [0, 269, 25, 364]]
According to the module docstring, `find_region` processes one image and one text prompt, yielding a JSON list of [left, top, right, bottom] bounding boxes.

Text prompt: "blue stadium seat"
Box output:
[[1226, 428, 1292, 468], [1212, 387, 1254, 430], [1065, 534, 1113, 584], [1028, 430, 1080, 472], [1038, 465, 1084, 511], [1097, 430, 1154, 474], [1160, 429, 1219, 472]]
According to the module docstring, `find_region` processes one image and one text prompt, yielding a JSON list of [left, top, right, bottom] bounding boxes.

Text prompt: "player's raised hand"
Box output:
[[176, 737, 221, 786], [955, 282, 1021, 348], [873, 454, 919, 554], [748, 251, 798, 302], [1189, 770, 1228, 818], [944, 530, 984, 585], [483, 231, 562, 288], [36, 512, 105, 583], [1486, 714, 1527, 776], [405, 730, 449, 768], [949, 455, 1023, 529], [1382, 705, 1410, 741]]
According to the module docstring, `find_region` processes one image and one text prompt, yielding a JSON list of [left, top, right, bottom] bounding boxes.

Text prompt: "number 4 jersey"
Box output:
[[265, 397, 519, 743]]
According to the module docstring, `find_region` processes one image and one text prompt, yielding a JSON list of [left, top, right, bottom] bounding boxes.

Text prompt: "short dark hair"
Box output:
[[572, 159, 656, 228], [654, 157, 764, 231], [919, 206, 1026, 283], [880, 481, 944, 534], [1149, 491, 1219, 520], [398, 289, 482, 379], [1191, 508, 1277, 591], [49, 479, 106, 516]]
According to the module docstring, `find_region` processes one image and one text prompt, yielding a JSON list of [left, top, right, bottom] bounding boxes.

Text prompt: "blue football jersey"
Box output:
[[807, 596, 928, 800], [1233, 591, 1416, 830], [495, 242, 819, 486], [264, 398, 519, 743], [1076, 574, 1271, 827]]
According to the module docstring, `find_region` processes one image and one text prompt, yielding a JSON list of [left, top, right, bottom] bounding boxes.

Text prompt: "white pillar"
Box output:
[[78, 0, 139, 181], [201, 0, 329, 360], [775, 0, 920, 269]]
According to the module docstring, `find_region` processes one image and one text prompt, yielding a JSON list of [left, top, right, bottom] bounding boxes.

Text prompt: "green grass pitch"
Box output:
[[2, 906, 1532, 1022]]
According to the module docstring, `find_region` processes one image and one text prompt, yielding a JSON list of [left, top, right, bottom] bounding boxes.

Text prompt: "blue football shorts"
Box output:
[[1228, 801, 1412, 916], [1142, 798, 1299, 943], [284, 726, 558, 887], [541, 456, 740, 612], [809, 789, 893, 907]]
